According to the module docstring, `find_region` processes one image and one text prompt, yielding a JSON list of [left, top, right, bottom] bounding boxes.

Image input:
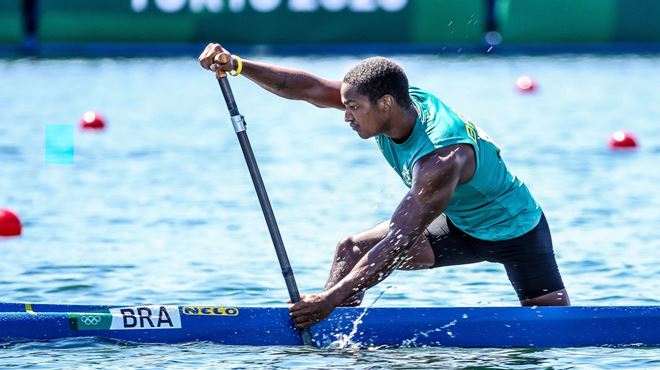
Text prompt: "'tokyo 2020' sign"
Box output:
[[131, 0, 409, 13]]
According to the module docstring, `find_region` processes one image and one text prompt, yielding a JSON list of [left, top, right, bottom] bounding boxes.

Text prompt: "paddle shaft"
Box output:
[[215, 71, 314, 346]]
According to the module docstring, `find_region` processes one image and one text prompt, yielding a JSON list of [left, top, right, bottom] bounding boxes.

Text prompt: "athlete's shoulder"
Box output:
[[409, 86, 448, 115], [408, 86, 440, 102]]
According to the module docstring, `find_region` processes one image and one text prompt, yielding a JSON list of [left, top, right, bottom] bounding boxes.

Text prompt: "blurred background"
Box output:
[[1, 0, 660, 56]]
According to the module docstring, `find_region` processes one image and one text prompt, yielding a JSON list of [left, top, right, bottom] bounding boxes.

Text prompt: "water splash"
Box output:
[[328, 287, 390, 350], [400, 320, 458, 347]]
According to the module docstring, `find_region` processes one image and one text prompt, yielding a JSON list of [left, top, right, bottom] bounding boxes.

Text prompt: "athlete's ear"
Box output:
[[379, 94, 394, 112]]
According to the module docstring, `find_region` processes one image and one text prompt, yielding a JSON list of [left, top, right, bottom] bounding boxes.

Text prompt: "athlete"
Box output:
[[199, 43, 570, 330]]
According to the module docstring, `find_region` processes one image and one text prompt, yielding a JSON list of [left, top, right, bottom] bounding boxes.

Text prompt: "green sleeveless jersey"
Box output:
[[375, 87, 542, 241]]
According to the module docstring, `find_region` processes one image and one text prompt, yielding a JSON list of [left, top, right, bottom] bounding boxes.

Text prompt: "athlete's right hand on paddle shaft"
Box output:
[[289, 293, 337, 329], [198, 43, 237, 73]]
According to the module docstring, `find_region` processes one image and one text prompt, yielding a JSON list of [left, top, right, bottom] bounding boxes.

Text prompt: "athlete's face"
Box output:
[[341, 83, 389, 139]]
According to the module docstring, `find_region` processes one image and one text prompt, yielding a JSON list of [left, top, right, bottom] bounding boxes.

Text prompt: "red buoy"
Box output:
[[515, 76, 537, 93], [80, 111, 106, 130], [0, 208, 22, 237], [608, 130, 638, 150]]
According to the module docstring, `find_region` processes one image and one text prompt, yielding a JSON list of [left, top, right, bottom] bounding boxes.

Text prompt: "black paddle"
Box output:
[[213, 55, 314, 346]]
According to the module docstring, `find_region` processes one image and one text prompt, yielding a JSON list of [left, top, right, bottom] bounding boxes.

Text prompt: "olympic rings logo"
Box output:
[[80, 315, 102, 326]]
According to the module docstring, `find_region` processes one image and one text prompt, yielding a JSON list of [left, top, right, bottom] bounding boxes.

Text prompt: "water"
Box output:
[[1, 54, 659, 368]]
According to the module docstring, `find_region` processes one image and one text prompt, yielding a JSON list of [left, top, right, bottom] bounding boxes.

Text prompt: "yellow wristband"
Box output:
[[229, 56, 243, 77]]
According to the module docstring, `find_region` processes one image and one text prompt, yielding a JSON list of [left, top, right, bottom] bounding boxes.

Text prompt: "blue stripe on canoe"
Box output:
[[0, 304, 658, 347]]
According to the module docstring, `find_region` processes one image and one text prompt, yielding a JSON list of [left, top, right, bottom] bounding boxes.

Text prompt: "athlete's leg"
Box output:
[[490, 214, 571, 306], [398, 235, 436, 270], [324, 220, 389, 296], [325, 220, 436, 306], [521, 288, 570, 306]]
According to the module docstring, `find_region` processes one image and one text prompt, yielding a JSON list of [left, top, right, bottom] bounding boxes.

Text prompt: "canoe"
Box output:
[[0, 303, 658, 347]]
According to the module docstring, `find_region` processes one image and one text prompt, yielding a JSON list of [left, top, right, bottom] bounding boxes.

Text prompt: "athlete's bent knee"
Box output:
[[335, 236, 363, 263]]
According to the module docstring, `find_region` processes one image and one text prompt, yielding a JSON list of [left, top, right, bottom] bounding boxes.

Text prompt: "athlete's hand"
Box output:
[[289, 293, 337, 329], [198, 43, 237, 73]]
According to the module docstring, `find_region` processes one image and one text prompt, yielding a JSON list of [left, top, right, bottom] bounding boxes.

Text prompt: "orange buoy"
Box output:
[[80, 111, 106, 130], [0, 208, 22, 237], [608, 130, 638, 150], [515, 76, 536, 93]]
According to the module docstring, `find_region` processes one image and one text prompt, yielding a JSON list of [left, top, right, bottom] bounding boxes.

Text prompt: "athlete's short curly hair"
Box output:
[[343, 57, 412, 108]]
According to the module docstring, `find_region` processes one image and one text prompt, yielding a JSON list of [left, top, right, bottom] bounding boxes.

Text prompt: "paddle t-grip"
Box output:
[[214, 53, 231, 79]]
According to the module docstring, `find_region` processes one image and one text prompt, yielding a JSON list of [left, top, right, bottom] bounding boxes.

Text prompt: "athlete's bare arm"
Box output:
[[290, 144, 476, 328], [199, 43, 343, 109]]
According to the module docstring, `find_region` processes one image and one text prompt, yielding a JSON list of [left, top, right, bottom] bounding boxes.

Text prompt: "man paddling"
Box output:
[[199, 44, 571, 330]]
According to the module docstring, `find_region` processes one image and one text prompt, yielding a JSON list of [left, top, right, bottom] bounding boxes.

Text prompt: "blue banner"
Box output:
[[45, 124, 74, 164]]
